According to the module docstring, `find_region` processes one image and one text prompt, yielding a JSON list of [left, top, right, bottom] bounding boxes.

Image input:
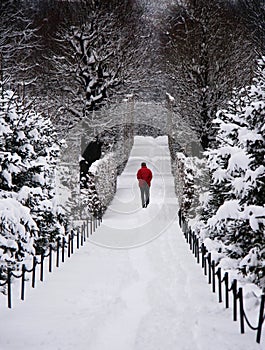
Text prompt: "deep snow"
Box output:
[[0, 136, 264, 350]]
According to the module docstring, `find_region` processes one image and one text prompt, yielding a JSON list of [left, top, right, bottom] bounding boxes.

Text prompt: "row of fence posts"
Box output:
[[0, 216, 102, 310], [178, 209, 265, 344]]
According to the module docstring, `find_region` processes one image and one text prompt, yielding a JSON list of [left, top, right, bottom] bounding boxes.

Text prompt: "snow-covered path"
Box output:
[[0, 136, 263, 350]]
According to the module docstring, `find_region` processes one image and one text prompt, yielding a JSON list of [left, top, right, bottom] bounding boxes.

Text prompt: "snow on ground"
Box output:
[[0, 136, 264, 350], [89, 136, 177, 249]]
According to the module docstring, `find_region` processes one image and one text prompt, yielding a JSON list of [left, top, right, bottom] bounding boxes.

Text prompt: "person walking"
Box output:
[[137, 162, 153, 208]]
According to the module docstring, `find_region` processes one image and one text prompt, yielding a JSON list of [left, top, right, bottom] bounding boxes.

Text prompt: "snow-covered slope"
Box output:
[[0, 136, 263, 350]]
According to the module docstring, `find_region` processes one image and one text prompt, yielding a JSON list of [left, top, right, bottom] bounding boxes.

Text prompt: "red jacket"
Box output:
[[137, 166, 152, 187]]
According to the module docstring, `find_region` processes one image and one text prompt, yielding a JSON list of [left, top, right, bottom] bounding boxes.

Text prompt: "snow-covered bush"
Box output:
[[0, 198, 37, 276], [0, 88, 65, 271], [198, 57, 265, 285], [76, 153, 116, 218], [175, 153, 195, 218], [175, 153, 208, 221], [89, 152, 117, 211], [79, 173, 103, 218]]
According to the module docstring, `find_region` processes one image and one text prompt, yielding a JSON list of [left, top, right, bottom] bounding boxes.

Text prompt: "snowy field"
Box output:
[[0, 136, 264, 350]]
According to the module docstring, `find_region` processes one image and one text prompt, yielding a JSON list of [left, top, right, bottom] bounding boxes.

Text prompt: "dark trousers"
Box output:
[[140, 183, 150, 207]]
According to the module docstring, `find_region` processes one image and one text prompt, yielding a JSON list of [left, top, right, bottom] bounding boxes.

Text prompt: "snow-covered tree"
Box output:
[[0, 1, 40, 95], [0, 88, 65, 260], [51, 20, 121, 122], [38, 0, 147, 129], [200, 57, 265, 285], [161, 0, 255, 149], [0, 0, 148, 133], [235, 0, 265, 53]]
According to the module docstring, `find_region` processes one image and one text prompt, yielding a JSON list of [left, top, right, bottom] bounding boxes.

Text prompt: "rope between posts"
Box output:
[[24, 262, 38, 274], [228, 282, 237, 292], [10, 272, 24, 279], [242, 309, 260, 331]]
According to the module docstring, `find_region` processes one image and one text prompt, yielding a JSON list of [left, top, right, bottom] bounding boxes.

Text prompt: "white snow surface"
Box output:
[[0, 136, 264, 350]]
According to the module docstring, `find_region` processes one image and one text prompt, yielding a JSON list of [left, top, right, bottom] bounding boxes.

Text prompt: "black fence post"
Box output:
[[71, 231, 74, 255], [178, 209, 182, 227], [217, 267, 222, 303], [68, 235, 71, 258], [238, 288, 245, 334], [196, 239, 200, 264], [212, 261, 216, 293], [40, 252, 44, 282], [21, 264, 26, 301], [77, 228, 80, 249], [49, 244, 52, 273], [81, 225, 84, 245], [62, 237, 66, 262], [256, 294, 265, 343], [232, 279, 238, 321], [224, 272, 229, 308], [201, 243, 206, 268], [86, 218, 89, 238], [32, 257, 36, 288], [208, 253, 212, 284], [204, 256, 207, 276], [56, 238, 60, 268], [7, 268, 12, 309], [192, 233, 196, 254]]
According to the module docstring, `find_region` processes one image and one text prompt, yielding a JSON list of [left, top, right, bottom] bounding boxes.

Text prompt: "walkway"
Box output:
[[0, 136, 263, 350]]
